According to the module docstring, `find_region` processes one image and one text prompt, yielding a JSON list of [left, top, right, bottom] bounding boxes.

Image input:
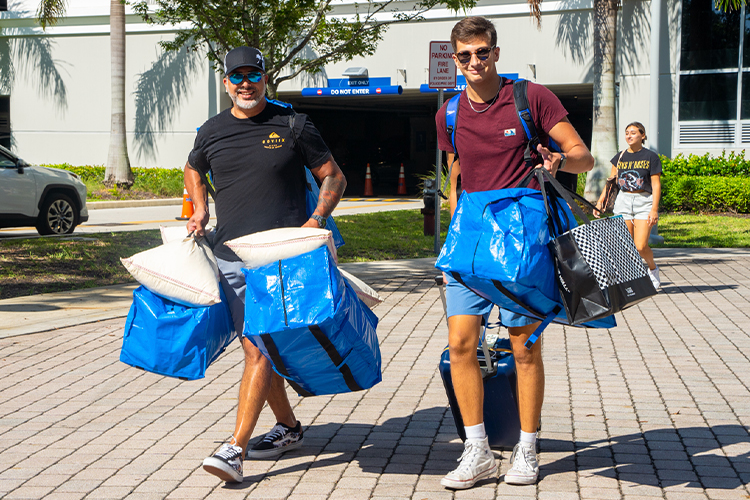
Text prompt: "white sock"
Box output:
[[465, 423, 486, 441], [519, 430, 536, 448]]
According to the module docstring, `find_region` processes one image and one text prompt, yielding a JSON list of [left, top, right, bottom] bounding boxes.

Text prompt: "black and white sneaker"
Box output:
[[203, 443, 243, 483], [246, 421, 304, 459]]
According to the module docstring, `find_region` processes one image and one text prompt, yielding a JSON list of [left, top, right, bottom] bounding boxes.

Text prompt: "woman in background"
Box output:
[[595, 121, 662, 290]]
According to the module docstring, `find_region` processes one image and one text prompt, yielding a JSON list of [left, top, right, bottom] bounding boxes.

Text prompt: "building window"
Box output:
[[0, 0, 7, 11], [0, 96, 9, 149], [678, 0, 748, 145]]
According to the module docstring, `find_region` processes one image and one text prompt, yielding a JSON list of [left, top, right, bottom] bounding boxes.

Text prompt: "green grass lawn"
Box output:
[[656, 214, 750, 248]]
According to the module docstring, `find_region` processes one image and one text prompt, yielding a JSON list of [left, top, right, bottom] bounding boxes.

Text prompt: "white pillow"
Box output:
[[121, 236, 221, 307], [225, 227, 337, 269], [340, 269, 383, 308], [160, 224, 215, 245]]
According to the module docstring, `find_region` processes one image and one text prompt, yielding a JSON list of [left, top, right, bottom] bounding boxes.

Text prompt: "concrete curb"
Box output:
[[87, 198, 184, 210]]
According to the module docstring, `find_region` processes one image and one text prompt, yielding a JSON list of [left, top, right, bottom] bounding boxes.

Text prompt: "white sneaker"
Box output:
[[441, 437, 497, 489], [504, 442, 539, 485], [649, 266, 661, 290], [202, 443, 243, 483]]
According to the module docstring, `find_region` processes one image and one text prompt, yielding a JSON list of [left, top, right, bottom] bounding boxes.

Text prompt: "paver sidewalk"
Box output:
[[1, 250, 749, 499]]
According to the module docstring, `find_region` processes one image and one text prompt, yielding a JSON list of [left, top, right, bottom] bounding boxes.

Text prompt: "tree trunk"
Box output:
[[585, 0, 619, 202], [266, 79, 278, 100], [105, 0, 133, 188]]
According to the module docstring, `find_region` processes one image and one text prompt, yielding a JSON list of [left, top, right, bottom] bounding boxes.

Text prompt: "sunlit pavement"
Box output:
[[1, 249, 749, 499]]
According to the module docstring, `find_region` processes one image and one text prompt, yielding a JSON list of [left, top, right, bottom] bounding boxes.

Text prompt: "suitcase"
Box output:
[[436, 275, 526, 451]]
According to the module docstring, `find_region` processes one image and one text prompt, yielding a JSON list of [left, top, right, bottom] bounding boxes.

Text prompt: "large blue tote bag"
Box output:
[[121, 286, 237, 380], [435, 172, 616, 347], [242, 245, 381, 397]]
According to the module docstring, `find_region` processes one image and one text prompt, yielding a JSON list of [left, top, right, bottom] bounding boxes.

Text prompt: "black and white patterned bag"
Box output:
[[528, 168, 657, 325]]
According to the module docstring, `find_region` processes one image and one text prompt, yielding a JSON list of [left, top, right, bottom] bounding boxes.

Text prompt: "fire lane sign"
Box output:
[[429, 41, 456, 89]]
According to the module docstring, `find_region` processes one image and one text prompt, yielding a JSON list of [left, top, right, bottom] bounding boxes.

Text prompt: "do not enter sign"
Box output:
[[428, 41, 456, 89]]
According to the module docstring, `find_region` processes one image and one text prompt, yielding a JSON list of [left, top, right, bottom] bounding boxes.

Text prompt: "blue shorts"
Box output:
[[444, 273, 537, 328]]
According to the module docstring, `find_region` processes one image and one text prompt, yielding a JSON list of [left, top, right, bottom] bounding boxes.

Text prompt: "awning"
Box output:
[[419, 74, 519, 93], [302, 77, 403, 97]]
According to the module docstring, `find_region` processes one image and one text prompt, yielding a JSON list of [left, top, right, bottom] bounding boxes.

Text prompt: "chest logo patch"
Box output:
[[263, 132, 285, 150], [504, 128, 516, 137]]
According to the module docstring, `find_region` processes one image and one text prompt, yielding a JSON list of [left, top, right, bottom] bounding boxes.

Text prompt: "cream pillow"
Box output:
[[225, 227, 337, 269], [121, 236, 221, 307], [340, 269, 383, 308]]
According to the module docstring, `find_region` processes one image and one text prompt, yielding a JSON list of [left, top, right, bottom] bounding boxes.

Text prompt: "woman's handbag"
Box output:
[[600, 151, 624, 213], [529, 167, 657, 324]]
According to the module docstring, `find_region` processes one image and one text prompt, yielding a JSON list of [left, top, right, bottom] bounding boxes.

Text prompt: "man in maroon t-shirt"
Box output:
[[436, 17, 594, 490]]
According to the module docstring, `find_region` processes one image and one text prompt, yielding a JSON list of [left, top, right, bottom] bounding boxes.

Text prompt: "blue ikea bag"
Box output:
[[242, 245, 381, 397], [435, 186, 616, 347], [305, 167, 344, 249], [120, 286, 237, 380]]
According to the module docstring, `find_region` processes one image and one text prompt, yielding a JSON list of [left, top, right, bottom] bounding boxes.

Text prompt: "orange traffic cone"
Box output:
[[364, 163, 374, 197], [397, 163, 407, 195], [176, 186, 194, 220]]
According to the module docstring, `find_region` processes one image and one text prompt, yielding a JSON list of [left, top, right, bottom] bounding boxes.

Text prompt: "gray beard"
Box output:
[[232, 93, 263, 110]]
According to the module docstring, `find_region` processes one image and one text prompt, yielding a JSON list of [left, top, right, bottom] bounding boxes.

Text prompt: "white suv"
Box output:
[[0, 145, 89, 235]]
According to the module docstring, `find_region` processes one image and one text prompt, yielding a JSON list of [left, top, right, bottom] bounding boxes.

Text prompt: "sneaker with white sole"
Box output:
[[246, 421, 304, 459], [440, 437, 497, 489], [202, 443, 243, 483], [649, 266, 661, 290], [504, 442, 539, 485]]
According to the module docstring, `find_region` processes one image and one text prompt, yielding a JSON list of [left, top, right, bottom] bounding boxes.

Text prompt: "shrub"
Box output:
[[661, 175, 750, 213], [41, 164, 184, 198], [661, 151, 750, 177]]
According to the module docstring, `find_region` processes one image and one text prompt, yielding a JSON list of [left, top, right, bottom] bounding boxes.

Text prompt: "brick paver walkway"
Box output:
[[1, 251, 749, 499]]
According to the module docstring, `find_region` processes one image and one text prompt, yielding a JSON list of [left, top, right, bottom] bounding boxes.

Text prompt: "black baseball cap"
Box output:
[[224, 46, 265, 75]]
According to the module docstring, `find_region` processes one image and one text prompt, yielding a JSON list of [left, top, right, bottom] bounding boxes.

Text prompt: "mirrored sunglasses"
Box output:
[[228, 72, 263, 84], [455, 47, 495, 64]]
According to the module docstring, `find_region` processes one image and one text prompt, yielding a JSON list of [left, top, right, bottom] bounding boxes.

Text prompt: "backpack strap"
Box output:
[[438, 93, 462, 200], [512, 79, 542, 169]]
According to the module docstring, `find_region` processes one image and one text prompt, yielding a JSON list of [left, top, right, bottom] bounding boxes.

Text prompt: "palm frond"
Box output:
[[714, 0, 745, 11], [36, 0, 68, 30]]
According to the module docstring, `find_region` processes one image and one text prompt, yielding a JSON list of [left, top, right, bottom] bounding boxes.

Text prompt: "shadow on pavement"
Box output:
[[540, 424, 750, 489], [0, 303, 62, 312], [660, 284, 739, 294]]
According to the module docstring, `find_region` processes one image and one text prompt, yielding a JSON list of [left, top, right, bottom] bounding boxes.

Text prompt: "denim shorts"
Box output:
[[614, 191, 653, 221], [444, 273, 537, 328]]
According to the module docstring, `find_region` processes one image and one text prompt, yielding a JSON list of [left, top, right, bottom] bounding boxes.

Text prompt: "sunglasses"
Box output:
[[227, 72, 263, 84], [455, 46, 495, 64]]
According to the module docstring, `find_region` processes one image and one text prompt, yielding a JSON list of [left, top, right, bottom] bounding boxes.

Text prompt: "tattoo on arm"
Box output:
[[315, 174, 346, 218]]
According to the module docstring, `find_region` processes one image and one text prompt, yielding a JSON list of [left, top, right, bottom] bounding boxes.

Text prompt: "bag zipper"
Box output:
[[278, 260, 288, 327]]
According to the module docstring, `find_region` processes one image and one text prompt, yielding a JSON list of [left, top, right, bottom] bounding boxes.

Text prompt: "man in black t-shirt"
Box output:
[[184, 46, 347, 484]]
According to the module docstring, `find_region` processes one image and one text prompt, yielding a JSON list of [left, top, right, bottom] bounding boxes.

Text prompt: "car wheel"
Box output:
[[36, 194, 78, 235]]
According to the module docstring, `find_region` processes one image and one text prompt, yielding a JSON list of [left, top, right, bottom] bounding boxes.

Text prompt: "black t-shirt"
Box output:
[[188, 102, 332, 259], [610, 148, 662, 193]]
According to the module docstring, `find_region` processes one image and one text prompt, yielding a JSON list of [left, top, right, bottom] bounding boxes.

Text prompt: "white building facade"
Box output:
[[0, 0, 742, 187]]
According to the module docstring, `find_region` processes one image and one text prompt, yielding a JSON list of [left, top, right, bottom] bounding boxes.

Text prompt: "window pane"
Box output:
[[745, 12, 750, 68], [742, 72, 750, 119], [681, 0, 740, 70], [679, 73, 737, 120]]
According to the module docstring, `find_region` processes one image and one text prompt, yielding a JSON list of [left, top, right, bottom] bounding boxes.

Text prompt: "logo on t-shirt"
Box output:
[[263, 132, 285, 150], [504, 129, 516, 137]]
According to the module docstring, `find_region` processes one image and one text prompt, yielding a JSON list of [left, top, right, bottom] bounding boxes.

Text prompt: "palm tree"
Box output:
[[584, 0, 619, 202], [37, 0, 133, 188], [105, 0, 133, 188]]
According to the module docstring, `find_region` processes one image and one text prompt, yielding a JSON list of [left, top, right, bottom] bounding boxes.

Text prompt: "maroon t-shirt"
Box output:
[[436, 79, 568, 192]]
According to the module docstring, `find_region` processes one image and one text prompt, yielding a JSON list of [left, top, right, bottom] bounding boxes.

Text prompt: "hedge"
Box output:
[[43, 164, 185, 197], [661, 151, 750, 177], [661, 175, 750, 213]]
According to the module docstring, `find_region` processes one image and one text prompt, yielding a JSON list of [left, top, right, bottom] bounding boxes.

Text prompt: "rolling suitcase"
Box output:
[[436, 276, 525, 451]]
